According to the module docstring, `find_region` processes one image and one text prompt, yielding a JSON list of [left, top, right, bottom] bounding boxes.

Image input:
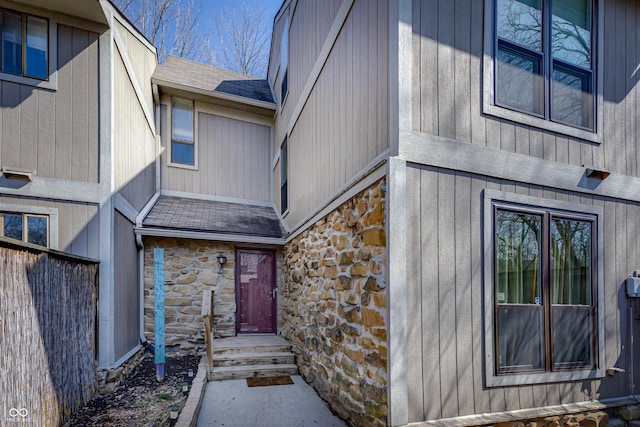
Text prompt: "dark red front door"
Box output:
[[236, 249, 276, 334]]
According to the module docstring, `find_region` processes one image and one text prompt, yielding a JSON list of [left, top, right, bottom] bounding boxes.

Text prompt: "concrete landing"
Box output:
[[196, 375, 346, 427]]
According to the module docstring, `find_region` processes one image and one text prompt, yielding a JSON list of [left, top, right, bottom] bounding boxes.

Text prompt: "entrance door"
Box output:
[[236, 249, 276, 334]]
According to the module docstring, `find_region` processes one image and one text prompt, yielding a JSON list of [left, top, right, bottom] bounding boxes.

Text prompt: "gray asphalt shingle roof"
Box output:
[[142, 196, 285, 239], [152, 56, 274, 104]]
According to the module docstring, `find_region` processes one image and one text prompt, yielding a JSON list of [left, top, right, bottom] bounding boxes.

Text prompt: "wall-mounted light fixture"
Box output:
[[217, 254, 227, 273], [583, 165, 610, 180], [1, 167, 34, 182]]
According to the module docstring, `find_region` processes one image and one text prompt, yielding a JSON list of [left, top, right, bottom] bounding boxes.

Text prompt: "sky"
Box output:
[[203, 0, 283, 75]]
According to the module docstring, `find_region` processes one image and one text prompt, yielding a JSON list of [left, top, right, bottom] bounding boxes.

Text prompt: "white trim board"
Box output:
[[285, 152, 388, 243], [0, 177, 100, 204], [159, 190, 273, 207], [285, 0, 355, 135], [135, 227, 285, 246], [407, 395, 640, 427], [113, 192, 139, 224], [113, 24, 156, 135], [399, 130, 640, 203]]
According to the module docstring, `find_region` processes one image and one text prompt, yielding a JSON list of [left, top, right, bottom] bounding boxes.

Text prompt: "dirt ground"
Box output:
[[63, 353, 199, 427]]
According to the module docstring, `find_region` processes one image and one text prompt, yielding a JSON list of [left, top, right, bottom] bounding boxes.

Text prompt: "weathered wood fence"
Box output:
[[0, 238, 99, 426]]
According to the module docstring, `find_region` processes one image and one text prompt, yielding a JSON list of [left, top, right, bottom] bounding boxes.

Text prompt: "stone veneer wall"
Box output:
[[143, 238, 285, 354], [280, 179, 388, 427]]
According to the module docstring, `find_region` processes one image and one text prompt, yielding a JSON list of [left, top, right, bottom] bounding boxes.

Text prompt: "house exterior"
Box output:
[[0, 0, 156, 374], [3, 0, 640, 426]]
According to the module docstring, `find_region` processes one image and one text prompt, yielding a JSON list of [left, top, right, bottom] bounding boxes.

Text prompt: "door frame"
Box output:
[[234, 247, 277, 335]]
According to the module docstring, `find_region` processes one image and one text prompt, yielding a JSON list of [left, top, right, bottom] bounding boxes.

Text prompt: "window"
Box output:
[[280, 137, 288, 214], [1, 9, 48, 80], [1, 212, 49, 247], [279, 16, 289, 106], [483, 190, 604, 387], [170, 97, 195, 166], [485, 0, 602, 141]]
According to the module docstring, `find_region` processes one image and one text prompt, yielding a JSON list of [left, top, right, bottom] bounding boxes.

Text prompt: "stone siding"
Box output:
[[143, 238, 285, 354], [280, 179, 388, 427]]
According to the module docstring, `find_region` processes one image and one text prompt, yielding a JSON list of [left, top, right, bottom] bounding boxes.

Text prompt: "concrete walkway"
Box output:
[[196, 375, 346, 427]]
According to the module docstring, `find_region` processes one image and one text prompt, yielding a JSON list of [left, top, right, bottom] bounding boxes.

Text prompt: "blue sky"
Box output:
[[202, 0, 283, 76]]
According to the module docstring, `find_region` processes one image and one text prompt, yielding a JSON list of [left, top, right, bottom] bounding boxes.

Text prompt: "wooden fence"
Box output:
[[0, 238, 99, 426], [202, 289, 214, 381]]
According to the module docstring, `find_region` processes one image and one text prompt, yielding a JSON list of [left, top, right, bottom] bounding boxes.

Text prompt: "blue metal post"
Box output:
[[154, 248, 165, 381]]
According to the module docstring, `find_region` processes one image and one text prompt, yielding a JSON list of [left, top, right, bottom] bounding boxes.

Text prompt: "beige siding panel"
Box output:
[[412, 0, 640, 178], [113, 210, 140, 360], [0, 25, 98, 183], [114, 47, 156, 211], [115, 20, 155, 115], [282, 0, 388, 227], [403, 164, 632, 421], [0, 197, 99, 259], [161, 110, 271, 202]]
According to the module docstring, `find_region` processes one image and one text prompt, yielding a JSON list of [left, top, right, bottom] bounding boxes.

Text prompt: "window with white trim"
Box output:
[[484, 0, 601, 141], [1, 212, 49, 247], [170, 97, 195, 167], [1, 9, 48, 80], [280, 137, 288, 214], [279, 16, 289, 106], [483, 190, 604, 387]]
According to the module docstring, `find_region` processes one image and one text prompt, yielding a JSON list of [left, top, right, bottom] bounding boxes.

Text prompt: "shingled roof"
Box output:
[[152, 56, 274, 105], [142, 196, 285, 239]]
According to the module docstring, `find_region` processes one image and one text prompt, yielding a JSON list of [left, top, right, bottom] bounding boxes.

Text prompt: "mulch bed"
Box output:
[[63, 353, 199, 427]]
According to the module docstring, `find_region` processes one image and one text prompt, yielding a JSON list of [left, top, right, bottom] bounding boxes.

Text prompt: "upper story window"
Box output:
[[1, 9, 48, 80], [170, 97, 195, 167], [1, 212, 49, 247], [483, 190, 604, 387], [279, 16, 289, 106], [280, 137, 288, 215], [484, 0, 602, 142]]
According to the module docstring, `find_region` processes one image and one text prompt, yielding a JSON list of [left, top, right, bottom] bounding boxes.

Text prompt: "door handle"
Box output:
[[271, 288, 278, 299]]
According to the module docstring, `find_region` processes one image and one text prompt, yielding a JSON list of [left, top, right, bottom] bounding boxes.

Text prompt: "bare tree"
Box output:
[[213, 2, 270, 77], [112, 0, 215, 64]]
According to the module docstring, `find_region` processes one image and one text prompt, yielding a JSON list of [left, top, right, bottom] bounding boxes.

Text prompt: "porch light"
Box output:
[[217, 254, 227, 273]]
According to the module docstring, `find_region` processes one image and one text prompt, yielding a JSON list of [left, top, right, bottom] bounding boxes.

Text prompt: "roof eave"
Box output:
[[135, 226, 285, 246], [152, 77, 277, 111]]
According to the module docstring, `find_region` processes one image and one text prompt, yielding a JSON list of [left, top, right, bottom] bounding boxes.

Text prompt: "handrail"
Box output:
[[202, 289, 215, 381]]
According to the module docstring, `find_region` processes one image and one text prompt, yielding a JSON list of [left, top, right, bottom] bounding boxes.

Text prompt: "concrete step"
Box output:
[[213, 351, 295, 367], [212, 363, 299, 381], [213, 336, 291, 355]]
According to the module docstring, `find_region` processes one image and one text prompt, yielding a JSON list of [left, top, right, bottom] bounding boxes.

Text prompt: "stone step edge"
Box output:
[[213, 363, 298, 373], [213, 352, 295, 366]]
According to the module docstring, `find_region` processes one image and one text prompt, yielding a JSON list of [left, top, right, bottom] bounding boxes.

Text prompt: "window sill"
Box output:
[[167, 161, 198, 171], [486, 367, 605, 387], [483, 102, 602, 144], [0, 71, 56, 91]]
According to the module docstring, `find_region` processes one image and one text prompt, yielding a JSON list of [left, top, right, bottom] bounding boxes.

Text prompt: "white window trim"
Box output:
[[167, 98, 198, 171], [279, 15, 290, 111], [0, 204, 58, 249], [280, 137, 289, 218], [482, 0, 604, 144], [0, 10, 58, 90], [483, 189, 605, 387]]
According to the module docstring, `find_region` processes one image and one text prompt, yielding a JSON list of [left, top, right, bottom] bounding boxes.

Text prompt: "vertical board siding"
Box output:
[[0, 25, 99, 183], [413, 0, 640, 177], [0, 197, 99, 259], [114, 45, 156, 211], [403, 164, 632, 423], [283, 0, 389, 228], [161, 110, 271, 202], [113, 211, 140, 361]]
